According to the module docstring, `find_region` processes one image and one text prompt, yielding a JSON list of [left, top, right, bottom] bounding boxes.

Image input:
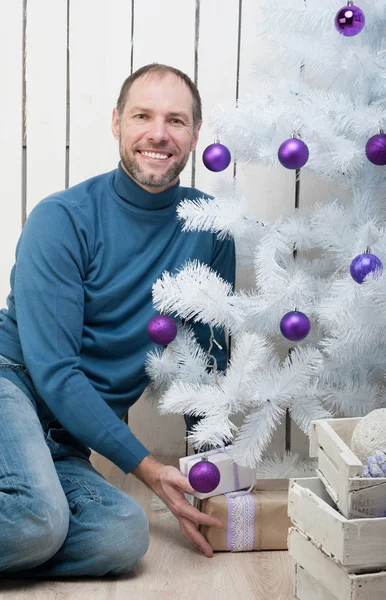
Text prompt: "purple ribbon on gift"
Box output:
[[225, 482, 256, 552], [183, 446, 240, 492]]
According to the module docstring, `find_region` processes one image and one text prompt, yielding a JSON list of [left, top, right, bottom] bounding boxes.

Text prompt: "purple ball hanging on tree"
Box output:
[[335, 3, 365, 37], [203, 143, 231, 172], [365, 133, 386, 166], [280, 311, 311, 342], [350, 253, 383, 284], [147, 315, 177, 345], [278, 138, 309, 170], [188, 458, 221, 494]]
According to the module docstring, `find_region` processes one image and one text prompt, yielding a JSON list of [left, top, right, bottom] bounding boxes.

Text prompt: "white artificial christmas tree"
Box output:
[[146, 0, 386, 469]]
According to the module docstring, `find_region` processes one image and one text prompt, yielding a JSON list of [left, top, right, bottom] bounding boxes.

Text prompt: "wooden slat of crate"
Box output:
[[310, 419, 362, 471], [289, 527, 386, 600], [289, 477, 386, 572], [348, 478, 386, 518], [294, 563, 338, 600], [310, 418, 386, 518], [316, 449, 340, 502]]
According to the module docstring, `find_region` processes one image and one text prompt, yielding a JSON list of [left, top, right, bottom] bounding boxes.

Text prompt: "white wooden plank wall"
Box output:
[[0, 0, 336, 458], [26, 0, 67, 214], [69, 0, 132, 186], [0, 1, 24, 305], [194, 0, 239, 194]]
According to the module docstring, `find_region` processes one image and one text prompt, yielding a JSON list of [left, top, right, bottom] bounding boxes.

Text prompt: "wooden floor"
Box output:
[[0, 454, 296, 600]]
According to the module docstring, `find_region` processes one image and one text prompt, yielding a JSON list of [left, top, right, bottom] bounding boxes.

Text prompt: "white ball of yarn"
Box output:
[[351, 409, 386, 463]]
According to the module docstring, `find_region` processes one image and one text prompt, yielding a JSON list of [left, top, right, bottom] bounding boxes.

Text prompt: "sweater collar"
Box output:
[[113, 162, 180, 210]]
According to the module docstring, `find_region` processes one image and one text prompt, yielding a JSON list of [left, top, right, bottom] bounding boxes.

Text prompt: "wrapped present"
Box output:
[[179, 446, 256, 500], [199, 479, 292, 551]]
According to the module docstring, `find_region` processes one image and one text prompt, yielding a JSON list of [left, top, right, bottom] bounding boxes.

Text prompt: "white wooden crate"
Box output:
[[289, 477, 386, 573], [310, 417, 386, 518], [289, 527, 386, 600], [294, 563, 339, 600]]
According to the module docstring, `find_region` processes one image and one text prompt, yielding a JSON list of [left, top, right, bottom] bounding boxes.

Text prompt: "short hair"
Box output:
[[116, 63, 202, 129]]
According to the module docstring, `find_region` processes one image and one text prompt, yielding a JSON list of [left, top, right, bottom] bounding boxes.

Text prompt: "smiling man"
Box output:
[[113, 69, 200, 191], [0, 64, 235, 578]]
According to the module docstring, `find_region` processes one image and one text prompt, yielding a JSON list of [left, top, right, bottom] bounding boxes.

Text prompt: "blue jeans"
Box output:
[[0, 355, 149, 577]]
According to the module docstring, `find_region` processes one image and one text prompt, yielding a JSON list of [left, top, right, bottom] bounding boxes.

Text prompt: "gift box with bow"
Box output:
[[179, 446, 256, 500]]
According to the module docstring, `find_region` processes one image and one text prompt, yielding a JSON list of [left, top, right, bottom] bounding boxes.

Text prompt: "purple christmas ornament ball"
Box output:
[[188, 459, 221, 494], [280, 311, 311, 342], [147, 315, 177, 345], [365, 134, 386, 166], [335, 4, 365, 37], [278, 138, 309, 170], [350, 253, 383, 284], [202, 143, 231, 172]]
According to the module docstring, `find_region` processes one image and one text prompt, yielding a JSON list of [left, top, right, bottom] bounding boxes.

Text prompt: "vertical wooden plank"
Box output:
[[132, 0, 196, 189], [129, 0, 196, 454], [237, 0, 295, 223], [132, 0, 196, 80], [129, 395, 186, 457], [0, 2, 23, 306], [25, 0, 67, 213], [194, 0, 239, 196], [69, 0, 132, 186]]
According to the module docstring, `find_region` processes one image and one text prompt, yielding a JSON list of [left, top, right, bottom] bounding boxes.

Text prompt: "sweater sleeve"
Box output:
[[14, 199, 149, 473]]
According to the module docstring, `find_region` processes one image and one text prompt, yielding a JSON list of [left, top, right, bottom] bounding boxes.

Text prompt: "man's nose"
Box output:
[[147, 118, 169, 143]]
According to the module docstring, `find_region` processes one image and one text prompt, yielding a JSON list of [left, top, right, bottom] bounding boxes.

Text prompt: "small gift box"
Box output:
[[199, 480, 292, 551], [179, 447, 256, 500]]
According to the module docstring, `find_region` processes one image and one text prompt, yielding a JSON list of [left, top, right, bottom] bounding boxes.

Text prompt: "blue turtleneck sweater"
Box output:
[[0, 164, 235, 473]]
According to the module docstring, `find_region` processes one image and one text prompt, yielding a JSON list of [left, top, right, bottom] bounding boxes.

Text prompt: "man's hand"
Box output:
[[133, 455, 224, 557]]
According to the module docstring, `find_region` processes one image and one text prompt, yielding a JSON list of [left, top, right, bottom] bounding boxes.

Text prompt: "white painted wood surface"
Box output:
[[25, 0, 67, 213], [69, 0, 131, 186], [0, 1, 342, 457], [289, 477, 386, 572], [289, 527, 386, 600], [310, 418, 386, 518], [0, 1, 23, 307], [194, 0, 239, 195], [294, 564, 341, 600], [237, 0, 296, 224]]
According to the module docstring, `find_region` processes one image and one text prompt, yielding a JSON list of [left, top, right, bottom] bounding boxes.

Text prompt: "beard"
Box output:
[[119, 141, 190, 189]]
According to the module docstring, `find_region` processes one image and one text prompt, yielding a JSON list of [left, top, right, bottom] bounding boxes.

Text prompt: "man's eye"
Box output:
[[134, 114, 147, 120], [171, 118, 183, 125]]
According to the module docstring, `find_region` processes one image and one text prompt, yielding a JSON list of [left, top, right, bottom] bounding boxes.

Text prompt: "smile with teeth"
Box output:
[[139, 150, 172, 160]]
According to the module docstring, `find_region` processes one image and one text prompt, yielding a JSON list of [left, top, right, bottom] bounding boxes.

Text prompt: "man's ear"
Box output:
[[191, 121, 202, 152], [111, 107, 120, 141]]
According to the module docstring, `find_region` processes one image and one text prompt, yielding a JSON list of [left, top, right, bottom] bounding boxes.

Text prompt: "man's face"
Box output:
[[112, 73, 201, 193]]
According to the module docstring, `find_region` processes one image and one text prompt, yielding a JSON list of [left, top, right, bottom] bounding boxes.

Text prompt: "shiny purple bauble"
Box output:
[[280, 311, 311, 342], [188, 460, 221, 494], [335, 4, 365, 37], [147, 315, 177, 345], [365, 134, 386, 166], [278, 138, 309, 170], [350, 253, 383, 284], [202, 143, 231, 172]]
